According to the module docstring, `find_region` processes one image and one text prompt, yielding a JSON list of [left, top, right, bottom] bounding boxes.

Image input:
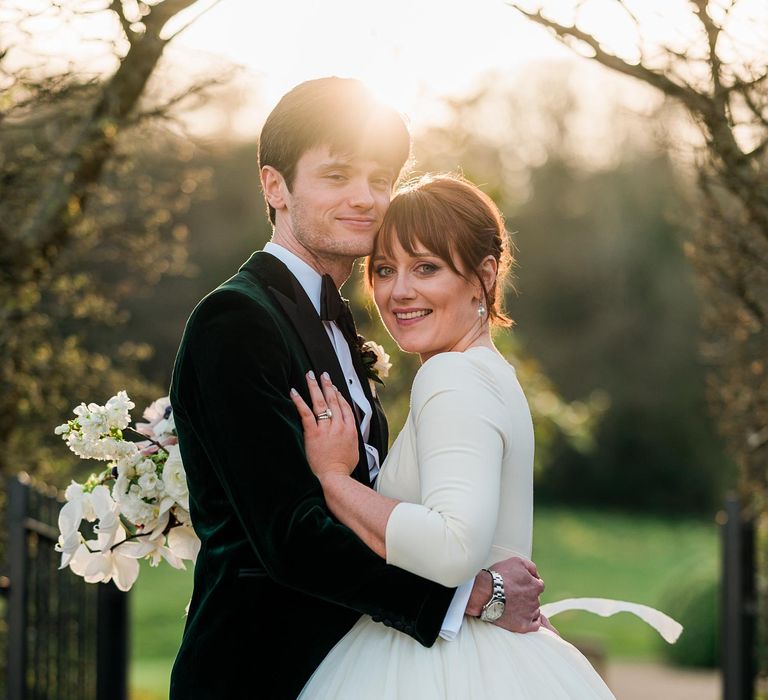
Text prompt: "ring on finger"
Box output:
[[316, 408, 333, 421]]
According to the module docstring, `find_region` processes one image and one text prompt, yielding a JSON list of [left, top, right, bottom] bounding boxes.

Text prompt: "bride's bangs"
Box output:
[[378, 188, 464, 275]]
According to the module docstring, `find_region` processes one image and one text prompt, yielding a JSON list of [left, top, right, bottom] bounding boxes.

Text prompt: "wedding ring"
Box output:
[[316, 408, 333, 421]]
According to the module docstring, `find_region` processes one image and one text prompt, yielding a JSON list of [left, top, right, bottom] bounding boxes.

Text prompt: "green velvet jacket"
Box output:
[[168, 252, 456, 699]]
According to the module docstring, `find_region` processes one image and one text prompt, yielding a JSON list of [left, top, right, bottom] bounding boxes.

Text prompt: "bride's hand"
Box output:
[[290, 371, 359, 481]]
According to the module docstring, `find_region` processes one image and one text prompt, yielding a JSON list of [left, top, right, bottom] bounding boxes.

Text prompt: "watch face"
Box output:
[[483, 601, 505, 621]]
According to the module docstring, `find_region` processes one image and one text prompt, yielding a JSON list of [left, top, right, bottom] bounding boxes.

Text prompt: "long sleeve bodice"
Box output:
[[379, 347, 535, 587]]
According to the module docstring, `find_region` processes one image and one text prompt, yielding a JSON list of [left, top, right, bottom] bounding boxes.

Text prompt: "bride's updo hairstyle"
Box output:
[[368, 173, 514, 327]]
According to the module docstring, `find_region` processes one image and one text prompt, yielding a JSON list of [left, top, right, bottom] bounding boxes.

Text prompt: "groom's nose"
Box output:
[[347, 178, 375, 209]]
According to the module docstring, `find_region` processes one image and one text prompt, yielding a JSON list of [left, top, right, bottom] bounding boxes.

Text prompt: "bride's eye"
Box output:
[[415, 263, 438, 275], [374, 265, 395, 278]]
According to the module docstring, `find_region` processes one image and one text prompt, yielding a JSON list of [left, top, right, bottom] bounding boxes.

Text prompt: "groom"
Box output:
[[169, 77, 545, 699]]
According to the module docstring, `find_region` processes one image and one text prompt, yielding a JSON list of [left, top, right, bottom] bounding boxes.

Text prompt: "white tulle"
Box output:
[[542, 597, 683, 644], [298, 617, 617, 699]]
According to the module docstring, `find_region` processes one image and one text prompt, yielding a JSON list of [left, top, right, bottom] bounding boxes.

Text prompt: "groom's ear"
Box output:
[[261, 166, 288, 212]]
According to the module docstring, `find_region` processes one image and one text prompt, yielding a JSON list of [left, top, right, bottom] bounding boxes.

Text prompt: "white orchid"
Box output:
[[70, 534, 141, 592], [168, 525, 200, 563], [54, 392, 200, 592], [55, 530, 84, 569], [163, 444, 189, 511]]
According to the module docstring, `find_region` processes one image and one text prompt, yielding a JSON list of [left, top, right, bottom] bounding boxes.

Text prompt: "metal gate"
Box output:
[[2, 473, 128, 700]]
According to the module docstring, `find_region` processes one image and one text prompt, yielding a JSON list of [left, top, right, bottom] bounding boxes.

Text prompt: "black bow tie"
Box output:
[[320, 274, 358, 346], [320, 274, 345, 322]]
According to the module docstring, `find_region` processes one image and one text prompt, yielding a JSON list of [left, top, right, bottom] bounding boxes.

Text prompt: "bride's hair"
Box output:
[[367, 173, 515, 327]]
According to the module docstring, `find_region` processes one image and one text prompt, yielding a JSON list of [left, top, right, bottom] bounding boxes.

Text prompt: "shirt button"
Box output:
[[348, 379, 353, 384]]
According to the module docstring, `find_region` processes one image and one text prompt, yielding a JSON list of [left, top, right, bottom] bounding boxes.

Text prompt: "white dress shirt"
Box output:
[[263, 242, 472, 640]]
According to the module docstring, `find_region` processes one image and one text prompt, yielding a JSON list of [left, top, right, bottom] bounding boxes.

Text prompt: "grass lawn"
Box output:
[[129, 506, 718, 698], [533, 507, 718, 660]]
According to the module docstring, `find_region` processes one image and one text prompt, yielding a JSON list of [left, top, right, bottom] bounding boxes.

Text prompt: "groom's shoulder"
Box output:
[[184, 258, 281, 335]]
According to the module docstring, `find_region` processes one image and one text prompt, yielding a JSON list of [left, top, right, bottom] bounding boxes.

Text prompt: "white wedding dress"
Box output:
[[299, 347, 679, 699]]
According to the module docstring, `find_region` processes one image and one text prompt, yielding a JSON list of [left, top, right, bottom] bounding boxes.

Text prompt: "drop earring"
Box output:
[[478, 301, 486, 318]]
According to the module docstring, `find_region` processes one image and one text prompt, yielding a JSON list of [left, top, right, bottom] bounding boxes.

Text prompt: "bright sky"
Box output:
[[165, 0, 571, 118], [159, 0, 768, 136], [5, 0, 767, 139]]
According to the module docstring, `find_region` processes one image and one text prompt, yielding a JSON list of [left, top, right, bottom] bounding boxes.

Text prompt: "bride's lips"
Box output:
[[391, 308, 433, 327]]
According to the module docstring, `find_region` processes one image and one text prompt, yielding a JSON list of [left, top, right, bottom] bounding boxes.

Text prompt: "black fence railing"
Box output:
[[721, 494, 758, 700], [2, 473, 129, 700]]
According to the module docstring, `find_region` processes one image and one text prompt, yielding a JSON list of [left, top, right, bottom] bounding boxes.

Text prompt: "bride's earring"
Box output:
[[478, 301, 486, 318]]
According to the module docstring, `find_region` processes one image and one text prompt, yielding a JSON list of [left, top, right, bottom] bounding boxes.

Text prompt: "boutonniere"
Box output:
[[355, 336, 392, 396]]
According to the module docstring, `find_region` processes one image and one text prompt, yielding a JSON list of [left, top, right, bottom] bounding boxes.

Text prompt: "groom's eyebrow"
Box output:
[[317, 159, 352, 171]]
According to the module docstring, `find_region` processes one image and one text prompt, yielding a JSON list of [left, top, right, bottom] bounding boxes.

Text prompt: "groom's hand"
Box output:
[[465, 557, 544, 633]]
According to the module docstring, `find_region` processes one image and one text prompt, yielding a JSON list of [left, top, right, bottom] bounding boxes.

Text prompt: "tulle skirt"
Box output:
[[298, 615, 615, 699]]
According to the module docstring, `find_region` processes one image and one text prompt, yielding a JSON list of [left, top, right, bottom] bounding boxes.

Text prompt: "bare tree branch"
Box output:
[[689, 0, 725, 110], [109, 0, 137, 44], [506, 4, 714, 116], [8, 0, 209, 272], [163, 0, 226, 42]]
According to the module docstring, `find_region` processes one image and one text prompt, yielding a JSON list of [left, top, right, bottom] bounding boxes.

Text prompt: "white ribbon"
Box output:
[[540, 597, 683, 644]]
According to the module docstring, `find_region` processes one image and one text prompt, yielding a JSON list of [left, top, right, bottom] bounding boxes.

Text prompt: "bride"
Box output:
[[290, 173, 678, 699]]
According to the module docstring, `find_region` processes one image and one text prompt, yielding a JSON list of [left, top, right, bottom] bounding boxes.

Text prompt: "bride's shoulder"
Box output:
[[412, 349, 510, 408]]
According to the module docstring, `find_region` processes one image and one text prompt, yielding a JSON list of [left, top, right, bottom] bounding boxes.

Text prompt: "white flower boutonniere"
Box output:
[[357, 338, 392, 396]]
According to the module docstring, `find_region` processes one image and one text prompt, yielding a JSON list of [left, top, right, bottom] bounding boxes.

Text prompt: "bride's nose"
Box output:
[[391, 272, 416, 301]]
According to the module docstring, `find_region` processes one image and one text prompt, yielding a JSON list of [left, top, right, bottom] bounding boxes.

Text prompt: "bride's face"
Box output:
[[370, 236, 482, 362]]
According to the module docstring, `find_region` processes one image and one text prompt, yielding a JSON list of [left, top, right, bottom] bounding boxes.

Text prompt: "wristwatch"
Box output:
[[479, 568, 505, 622]]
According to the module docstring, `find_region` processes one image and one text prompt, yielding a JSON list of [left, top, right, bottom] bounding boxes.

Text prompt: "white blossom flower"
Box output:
[[118, 536, 183, 570], [136, 458, 156, 476], [138, 472, 159, 497], [55, 530, 84, 568], [54, 392, 194, 592], [174, 506, 192, 526], [162, 444, 189, 510], [142, 396, 171, 424], [71, 541, 140, 592], [119, 487, 157, 528], [104, 391, 135, 430], [113, 473, 131, 500], [168, 524, 200, 563], [115, 452, 141, 479]]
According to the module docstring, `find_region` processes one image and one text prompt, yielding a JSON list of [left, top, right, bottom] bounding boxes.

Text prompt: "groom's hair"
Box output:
[[258, 77, 411, 224]]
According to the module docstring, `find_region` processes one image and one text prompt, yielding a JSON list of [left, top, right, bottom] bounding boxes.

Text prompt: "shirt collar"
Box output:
[[263, 242, 323, 315]]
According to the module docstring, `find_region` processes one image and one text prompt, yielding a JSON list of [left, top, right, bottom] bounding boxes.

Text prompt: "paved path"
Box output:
[[606, 661, 720, 700]]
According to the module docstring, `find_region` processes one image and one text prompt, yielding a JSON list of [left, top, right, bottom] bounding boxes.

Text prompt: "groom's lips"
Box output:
[[337, 216, 377, 230]]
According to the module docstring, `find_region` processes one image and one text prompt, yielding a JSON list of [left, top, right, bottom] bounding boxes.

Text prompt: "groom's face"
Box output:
[[280, 145, 395, 261]]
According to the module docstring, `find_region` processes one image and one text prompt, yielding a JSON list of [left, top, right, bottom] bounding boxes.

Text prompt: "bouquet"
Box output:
[[54, 392, 199, 591]]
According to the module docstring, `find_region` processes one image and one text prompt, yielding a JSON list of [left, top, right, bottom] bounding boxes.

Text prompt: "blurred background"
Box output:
[[1, 1, 766, 698]]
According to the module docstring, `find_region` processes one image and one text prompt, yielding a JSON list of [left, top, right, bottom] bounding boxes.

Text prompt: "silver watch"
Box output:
[[479, 568, 505, 622]]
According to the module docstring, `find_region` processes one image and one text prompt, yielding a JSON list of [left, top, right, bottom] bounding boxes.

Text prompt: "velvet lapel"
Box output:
[[344, 331, 389, 464], [239, 252, 372, 487]]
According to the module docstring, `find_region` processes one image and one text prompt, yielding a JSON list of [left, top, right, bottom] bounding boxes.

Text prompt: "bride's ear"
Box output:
[[476, 255, 498, 299], [261, 166, 288, 212]]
